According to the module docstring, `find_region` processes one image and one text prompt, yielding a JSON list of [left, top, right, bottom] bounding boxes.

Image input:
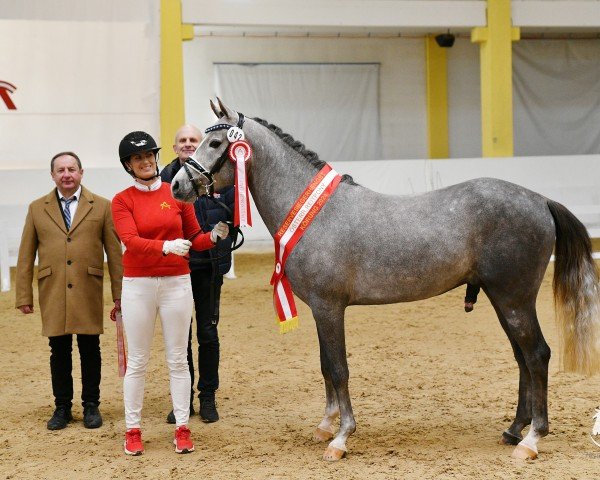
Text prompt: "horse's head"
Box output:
[[171, 98, 244, 203]]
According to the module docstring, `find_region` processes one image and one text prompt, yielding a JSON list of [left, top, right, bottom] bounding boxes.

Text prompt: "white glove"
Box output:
[[210, 221, 229, 243], [163, 239, 192, 256]]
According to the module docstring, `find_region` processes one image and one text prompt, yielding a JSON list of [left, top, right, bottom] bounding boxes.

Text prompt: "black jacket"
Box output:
[[160, 158, 234, 274]]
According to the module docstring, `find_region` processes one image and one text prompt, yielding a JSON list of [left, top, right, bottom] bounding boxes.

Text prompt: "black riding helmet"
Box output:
[[118, 131, 161, 179]]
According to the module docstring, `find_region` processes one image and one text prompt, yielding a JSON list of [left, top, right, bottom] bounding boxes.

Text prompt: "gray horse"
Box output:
[[171, 99, 600, 461]]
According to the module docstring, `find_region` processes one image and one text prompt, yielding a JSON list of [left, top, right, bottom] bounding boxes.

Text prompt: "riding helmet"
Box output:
[[118, 131, 161, 177]]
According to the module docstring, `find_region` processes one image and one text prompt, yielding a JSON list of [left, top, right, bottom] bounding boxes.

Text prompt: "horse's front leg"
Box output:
[[313, 346, 339, 442], [312, 302, 355, 461]]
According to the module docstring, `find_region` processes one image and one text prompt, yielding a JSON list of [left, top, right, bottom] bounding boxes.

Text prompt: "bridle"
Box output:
[[183, 111, 247, 256], [181, 112, 245, 200]]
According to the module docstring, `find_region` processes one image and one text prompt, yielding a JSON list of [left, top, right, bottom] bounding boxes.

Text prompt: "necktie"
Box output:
[[63, 197, 75, 230]]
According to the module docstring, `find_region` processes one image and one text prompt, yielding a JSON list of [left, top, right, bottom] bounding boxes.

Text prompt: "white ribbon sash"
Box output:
[[270, 164, 342, 333]]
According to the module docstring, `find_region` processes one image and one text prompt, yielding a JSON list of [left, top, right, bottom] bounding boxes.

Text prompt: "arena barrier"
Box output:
[[1, 154, 599, 271]]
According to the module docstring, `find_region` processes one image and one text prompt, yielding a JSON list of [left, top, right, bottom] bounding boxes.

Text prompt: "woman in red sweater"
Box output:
[[111, 131, 228, 456]]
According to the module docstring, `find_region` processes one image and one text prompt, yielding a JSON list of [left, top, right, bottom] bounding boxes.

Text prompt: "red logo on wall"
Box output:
[[0, 81, 17, 110]]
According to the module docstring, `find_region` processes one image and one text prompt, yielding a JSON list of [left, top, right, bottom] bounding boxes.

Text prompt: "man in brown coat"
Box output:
[[15, 152, 123, 430]]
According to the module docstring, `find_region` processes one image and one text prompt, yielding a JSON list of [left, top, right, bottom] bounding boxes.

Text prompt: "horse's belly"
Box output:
[[349, 273, 460, 305]]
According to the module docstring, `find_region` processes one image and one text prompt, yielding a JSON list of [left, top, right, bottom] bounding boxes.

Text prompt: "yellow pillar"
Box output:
[[160, 0, 194, 161], [471, 0, 520, 157], [425, 36, 449, 159]]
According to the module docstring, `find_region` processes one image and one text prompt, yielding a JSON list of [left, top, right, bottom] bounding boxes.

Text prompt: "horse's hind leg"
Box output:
[[311, 301, 355, 461], [491, 303, 533, 445], [489, 294, 550, 459], [501, 343, 533, 447]]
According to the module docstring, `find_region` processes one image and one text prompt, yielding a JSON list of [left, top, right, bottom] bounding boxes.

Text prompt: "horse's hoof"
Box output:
[[511, 444, 538, 460], [464, 302, 474, 312], [499, 431, 522, 445], [313, 427, 334, 442], [323, 446, 346, 461]]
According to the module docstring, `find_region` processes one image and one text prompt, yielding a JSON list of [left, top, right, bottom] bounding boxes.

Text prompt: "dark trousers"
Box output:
[[48, 334, 101, 409], [188, 269, 222, 398]]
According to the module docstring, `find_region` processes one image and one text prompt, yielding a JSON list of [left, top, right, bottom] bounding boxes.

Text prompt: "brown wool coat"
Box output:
[[15, 186, 123, 337]]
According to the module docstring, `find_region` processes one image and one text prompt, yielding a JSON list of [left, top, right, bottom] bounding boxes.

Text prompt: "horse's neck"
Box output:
[[247, 124, 320, 235]]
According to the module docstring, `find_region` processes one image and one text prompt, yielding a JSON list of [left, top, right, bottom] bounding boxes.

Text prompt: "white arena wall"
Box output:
[[1, 154, 599, 274]]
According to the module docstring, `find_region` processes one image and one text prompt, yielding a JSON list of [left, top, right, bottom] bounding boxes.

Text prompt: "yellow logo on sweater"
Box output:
[[160, 201, 171, 210]]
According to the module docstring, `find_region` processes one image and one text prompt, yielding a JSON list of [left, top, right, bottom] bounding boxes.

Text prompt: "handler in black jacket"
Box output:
[[161, 124, 234, 423]]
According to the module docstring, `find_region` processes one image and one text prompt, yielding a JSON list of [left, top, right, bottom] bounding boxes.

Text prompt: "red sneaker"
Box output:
[[173, 425, 195, 454], [124, 428, 144, 456]]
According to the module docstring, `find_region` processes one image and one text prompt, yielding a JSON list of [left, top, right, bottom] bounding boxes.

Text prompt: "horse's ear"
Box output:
[[210, 99, 223, 118], [216, 97, 235, 120]]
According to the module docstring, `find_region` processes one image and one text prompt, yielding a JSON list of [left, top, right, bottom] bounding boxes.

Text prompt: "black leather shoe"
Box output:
[[83, 402, 102, 429], [199, 395, 219, 423], [166, 410, 176, 424], [47, 405, 72, 430], [166, 404, 195, 424]]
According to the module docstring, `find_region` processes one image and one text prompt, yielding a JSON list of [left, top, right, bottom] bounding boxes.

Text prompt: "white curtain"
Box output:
[[214, 63, 381, 161], [513, 40, 600, 156]]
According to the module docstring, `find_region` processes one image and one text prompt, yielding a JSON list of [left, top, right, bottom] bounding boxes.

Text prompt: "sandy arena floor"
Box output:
[[1, 253, 600, 479]]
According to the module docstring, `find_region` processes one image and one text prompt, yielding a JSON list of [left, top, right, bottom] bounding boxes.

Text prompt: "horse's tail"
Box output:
[[548, 199, 600, 375]]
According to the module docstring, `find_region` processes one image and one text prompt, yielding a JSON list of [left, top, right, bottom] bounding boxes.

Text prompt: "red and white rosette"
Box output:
[[228, 140, 253, 227]]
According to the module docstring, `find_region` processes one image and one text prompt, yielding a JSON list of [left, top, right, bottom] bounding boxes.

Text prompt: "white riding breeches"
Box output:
[[121, 275, 193, 429]]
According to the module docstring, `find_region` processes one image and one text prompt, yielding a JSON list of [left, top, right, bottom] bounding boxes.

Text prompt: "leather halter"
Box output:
[[181, 112, 245, 200], [182, 112, 247, 257]]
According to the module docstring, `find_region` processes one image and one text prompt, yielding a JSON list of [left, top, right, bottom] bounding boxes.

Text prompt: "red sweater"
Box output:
[[112, 183, 214, 277]]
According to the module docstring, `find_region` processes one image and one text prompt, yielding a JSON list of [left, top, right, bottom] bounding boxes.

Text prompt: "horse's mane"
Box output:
[[252, 117, 357, 186]]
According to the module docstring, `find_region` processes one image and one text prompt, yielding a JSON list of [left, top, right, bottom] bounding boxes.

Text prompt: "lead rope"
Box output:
[[206, 197, 234, 325]]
